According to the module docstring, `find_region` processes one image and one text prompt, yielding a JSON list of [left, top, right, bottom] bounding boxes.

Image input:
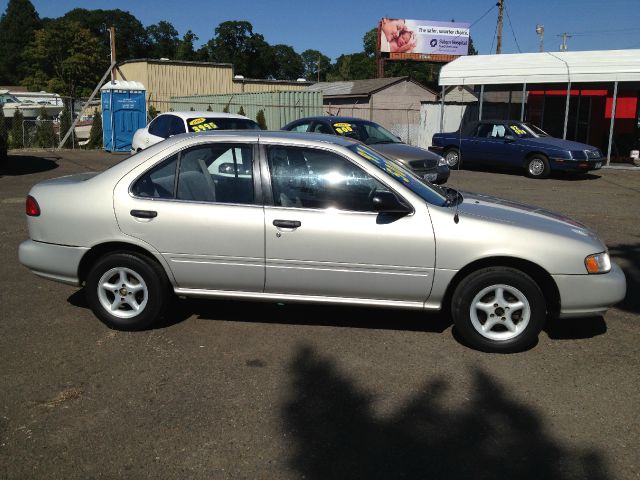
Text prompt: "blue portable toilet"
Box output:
[[100, 80, 146, 152]]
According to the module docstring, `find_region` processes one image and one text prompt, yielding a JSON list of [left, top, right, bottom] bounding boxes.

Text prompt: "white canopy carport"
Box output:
[[437, 50, 640, 163], [439, 49, 640, 86]]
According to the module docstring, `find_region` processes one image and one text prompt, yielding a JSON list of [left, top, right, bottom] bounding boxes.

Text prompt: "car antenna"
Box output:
[[452, 82, 466, 224]]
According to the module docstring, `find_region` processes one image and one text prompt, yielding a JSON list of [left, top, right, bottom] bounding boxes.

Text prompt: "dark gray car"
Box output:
[[282, 116, 450, 184]]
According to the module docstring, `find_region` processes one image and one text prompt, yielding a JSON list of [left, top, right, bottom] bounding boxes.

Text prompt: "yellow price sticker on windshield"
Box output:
[[333, 122, 353, 134], [191, 122, 218, 132], [189, 117, 206, 126], [510, 125, 527, 136]]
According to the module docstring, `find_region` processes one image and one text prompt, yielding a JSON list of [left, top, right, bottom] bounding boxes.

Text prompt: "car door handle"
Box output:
[[130, 209, 157, 219], [273, 219, 301, 229]]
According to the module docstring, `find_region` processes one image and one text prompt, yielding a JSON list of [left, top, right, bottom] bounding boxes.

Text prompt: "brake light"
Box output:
[[26, 195, 40, 216]]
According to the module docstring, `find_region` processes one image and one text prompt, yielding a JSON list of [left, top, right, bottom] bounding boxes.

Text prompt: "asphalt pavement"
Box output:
[[1, 150, 638, 479]]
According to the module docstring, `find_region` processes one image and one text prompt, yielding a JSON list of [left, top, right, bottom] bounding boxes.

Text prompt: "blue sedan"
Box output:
[[431, 120, 605, 178]]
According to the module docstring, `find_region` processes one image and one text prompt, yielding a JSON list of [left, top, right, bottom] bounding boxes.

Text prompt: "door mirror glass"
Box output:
[[371, 191, 411, 214]]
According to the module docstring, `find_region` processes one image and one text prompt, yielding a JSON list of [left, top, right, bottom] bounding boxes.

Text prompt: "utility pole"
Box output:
[[496, 0, 504, 54], [536, 24, 544, 52], [109, 26, 117, 82], [558, 32, 572, 51]]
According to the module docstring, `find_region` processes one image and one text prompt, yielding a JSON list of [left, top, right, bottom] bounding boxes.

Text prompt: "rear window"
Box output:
[[186, 117, 261, 132]]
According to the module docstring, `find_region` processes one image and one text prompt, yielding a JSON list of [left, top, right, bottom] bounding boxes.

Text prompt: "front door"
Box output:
[[114, 142, 265, 292], [261, 144, 435, 303]]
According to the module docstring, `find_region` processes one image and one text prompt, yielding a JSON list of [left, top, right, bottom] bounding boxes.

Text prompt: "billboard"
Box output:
[[379, 19, 470, 56]]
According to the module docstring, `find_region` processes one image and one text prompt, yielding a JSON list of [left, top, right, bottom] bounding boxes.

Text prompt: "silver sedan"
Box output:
[[19, 131, 626, 352]]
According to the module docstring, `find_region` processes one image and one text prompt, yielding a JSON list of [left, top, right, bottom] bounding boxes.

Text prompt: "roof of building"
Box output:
[[439, 49, 640, 86], [305, 76, 433, 97]]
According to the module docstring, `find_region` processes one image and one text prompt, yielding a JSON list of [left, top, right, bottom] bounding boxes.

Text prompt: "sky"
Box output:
[[3, 0, 640, 59]]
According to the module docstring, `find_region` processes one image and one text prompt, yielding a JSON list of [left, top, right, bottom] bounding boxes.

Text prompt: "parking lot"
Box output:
[[1, 150, 638, 479]]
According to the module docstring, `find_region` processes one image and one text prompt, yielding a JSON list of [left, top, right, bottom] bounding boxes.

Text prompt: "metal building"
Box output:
[[115, 59, 312, 111]]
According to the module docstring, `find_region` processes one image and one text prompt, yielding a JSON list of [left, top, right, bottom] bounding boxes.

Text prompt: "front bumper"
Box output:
[[550, 158, 605, 172], [19, 239, 88, 286], [553, 262, 626, 318]]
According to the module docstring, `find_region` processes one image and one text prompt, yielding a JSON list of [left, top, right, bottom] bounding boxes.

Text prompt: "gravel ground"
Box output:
[[1, 150, 638, 480]]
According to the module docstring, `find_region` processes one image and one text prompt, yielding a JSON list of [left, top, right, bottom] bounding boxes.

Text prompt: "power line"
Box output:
[[504, 3, 522, 53]]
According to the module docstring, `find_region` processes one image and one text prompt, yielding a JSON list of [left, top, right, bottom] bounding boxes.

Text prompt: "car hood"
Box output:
[[372, 143, 442, 165], [522, 136, 600, 152], [459, 191, 604, 246]]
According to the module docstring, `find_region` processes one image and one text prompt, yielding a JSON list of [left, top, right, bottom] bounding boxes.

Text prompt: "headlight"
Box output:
[[438, 156, 447, 167], [584, 252, 611, 274]]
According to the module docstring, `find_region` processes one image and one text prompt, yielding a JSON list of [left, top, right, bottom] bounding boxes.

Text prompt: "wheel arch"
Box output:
[[442, 256, 561, 317], [523, 151, 549, 166], [78, 241, 172, 286]]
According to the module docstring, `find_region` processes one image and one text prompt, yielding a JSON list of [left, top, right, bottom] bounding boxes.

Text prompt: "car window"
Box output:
[[267, 146, 390, 212], [168, 115, 186, 136], [177, 144, 255, 204], [148, 115, 171, 138], [288, 122, 312, 132], [131, 154, 178, 198], [186, 117, 260, 132], [311, 122, 334, 135], [508, 124, 531, 137], [490, 124, 506, 138], [475, 123, 493, 137]]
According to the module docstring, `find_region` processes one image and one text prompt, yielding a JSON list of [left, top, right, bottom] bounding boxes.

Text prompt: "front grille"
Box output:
[[409, 158, 438, 170]]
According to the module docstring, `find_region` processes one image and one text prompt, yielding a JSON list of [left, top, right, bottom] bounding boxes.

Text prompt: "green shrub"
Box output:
[[256, 109, 267, 130], [87, 108, 103, 149]]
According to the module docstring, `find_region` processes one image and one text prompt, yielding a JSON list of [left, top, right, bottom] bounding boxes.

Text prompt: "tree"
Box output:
[[301, 49, 331, 82], [256, 110, 267, 130], [21, 19, 106, 97], [222, 104, 230, 113], [0, 106, 7, 169], [33, 106, 54, 148], [148, 105, 159, 120], [0, 0, 41, 84], [10, 108, 24, 149], [363, 28, 378, 57], [147, 20, 179, 59], [468, 36, 478, 55], [87, 108, 102, 149], [61, 8, 150, 61], [238, 106, 246, 116], [176, 30, 199, 61], [327, 53, 374, 81], [58, 103, 75, 149], [206, 105, 213, 112], [271, 44, 304, 80]]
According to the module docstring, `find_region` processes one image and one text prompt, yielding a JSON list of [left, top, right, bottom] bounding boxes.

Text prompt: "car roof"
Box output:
[[160, 130, 360, 148], [158, 111, 251, 120], [287, 116, 376, 124]]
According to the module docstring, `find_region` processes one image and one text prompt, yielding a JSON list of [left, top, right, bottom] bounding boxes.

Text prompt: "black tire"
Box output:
[[525, 154, 550, 179], [444, 147, 461, 168], [451, 267, 546, 353], [85, 252, 169, 331]]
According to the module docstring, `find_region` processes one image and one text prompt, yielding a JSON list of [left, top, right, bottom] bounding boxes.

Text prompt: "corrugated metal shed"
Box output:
[[171, 91, 323, 129], [439, 49, 640, 85], [117, 59, 313, 111]]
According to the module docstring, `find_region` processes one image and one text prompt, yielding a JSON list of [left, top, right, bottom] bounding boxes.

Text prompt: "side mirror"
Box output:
[[371, 191, 412, 214], [504, 134, 516, 142]]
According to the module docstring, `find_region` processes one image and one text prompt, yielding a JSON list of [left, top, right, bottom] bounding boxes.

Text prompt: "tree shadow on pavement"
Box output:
[[0, 154, 59, 176], [608, 243, 639, 315], [283, 345, 614, 480]]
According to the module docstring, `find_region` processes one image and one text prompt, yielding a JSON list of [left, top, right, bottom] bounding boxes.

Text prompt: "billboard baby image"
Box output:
[[380, 18, 470, 55]]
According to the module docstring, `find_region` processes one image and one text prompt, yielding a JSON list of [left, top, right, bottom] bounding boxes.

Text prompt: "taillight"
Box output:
[[26, 195, 40, 216]]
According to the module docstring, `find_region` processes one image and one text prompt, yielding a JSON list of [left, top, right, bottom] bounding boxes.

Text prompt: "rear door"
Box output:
[[114, 142, 265, 292], [260, 143, 435, 303]]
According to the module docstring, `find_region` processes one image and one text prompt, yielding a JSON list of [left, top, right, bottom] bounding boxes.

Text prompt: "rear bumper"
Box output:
[[554, 262, 626, 318], [18, 239, 88, 286]]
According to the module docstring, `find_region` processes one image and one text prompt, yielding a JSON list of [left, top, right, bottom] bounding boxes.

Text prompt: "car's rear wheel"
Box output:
[[525, 154, 550, 178], [444, 147, 461, 168], [86, 252, 169, 330], [451, 267, 546, 352]]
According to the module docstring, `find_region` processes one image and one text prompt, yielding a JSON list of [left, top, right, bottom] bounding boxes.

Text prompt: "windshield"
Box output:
[[523, 123, 549, 137], [0, 93, 20, 104], [348, 144, 448, 206], [331, 120, 401, 145], [187, 117, 261, 132]]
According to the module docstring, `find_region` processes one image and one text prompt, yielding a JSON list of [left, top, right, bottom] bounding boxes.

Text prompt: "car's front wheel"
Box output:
[[444, 147, 461, 168], [85, 252, 169, 330], [451, 267, 546, 352], [525, 154, 550, 178]]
